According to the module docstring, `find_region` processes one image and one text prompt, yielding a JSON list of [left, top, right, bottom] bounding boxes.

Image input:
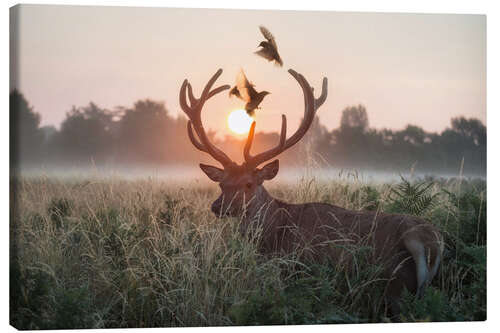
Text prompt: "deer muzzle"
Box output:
[[211, 196, 223, 216]]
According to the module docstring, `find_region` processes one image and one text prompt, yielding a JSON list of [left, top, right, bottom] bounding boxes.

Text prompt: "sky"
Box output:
[[11, 4, 486, 138]]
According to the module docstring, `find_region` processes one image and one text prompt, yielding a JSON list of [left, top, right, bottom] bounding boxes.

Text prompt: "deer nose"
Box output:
[[211, 201, 221, 216]]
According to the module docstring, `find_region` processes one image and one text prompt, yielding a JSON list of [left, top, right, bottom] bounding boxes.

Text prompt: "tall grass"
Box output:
[[10, 175, 486, 329]]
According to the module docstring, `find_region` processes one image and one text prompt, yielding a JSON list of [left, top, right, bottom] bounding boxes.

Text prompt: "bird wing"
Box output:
[[259, 25, 278, 50], [236, 70, 251, 103], [254, 49, 275, 62], [243, 74, 259, 100], [274, 54, 283, 67]]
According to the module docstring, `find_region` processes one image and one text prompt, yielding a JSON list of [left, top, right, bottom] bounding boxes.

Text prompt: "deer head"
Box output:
[[180, 68, 328, 217]]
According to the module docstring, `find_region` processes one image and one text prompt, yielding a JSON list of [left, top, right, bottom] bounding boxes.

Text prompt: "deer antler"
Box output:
[[244, 69, 328, 168], [180, 69, 235, 167]]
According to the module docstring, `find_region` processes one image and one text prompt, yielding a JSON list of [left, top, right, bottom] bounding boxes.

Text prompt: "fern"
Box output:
[[388, 176, 438, 216]]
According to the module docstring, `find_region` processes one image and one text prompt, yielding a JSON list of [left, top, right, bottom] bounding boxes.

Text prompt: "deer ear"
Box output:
[[199, 164, 225, 182], [258, 160, 279, 181]]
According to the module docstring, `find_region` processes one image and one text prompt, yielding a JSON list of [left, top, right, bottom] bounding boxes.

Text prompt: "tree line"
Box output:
[[10, 89, 486, 175]]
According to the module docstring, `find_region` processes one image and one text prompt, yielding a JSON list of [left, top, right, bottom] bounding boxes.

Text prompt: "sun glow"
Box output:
[[227, 109, 253, 135]]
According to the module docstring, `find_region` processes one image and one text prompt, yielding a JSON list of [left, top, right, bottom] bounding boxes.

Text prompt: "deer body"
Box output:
[[213, 180, 441, 307], [180, 68, 443, 317]]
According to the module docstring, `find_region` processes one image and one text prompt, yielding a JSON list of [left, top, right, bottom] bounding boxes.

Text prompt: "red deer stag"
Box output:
[[179, 68, 443, 316]]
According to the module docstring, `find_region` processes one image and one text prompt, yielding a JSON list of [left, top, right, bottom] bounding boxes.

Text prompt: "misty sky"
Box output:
[[11, 5, 486, 138]]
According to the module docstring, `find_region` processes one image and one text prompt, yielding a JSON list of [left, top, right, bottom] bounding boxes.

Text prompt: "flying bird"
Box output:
[[229, 69, 270, 117], [255, 25, 283, 67]]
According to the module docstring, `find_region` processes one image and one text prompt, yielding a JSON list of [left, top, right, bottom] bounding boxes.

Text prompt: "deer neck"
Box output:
[[244, 185, 284, 224]]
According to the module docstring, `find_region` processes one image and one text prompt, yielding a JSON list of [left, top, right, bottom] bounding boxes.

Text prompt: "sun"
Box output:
[[227, 109, 253, 135]]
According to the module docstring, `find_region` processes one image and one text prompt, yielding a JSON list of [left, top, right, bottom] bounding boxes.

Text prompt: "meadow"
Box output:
[[10, 173, 486, 329]]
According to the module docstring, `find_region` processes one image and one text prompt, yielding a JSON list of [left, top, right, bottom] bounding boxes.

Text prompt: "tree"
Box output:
[[117, 99, 174, 164], [340, 104, 369, 133], [330, 105, 372, 167], [437, 117, 486, 174], [10, 89, 43, 167], [450, 117, 486, 146], [52, 103, 115, 164], [401, 125, 426, 146]]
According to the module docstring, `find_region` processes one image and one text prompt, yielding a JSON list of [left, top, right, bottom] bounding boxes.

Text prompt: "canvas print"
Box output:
[[9, 4, 486, 329]]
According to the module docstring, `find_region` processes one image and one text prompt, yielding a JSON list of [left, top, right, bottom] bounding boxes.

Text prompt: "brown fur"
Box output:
[[211, 182, 443, 317]]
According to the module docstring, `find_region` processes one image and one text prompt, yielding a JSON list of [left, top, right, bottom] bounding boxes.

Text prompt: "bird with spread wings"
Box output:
[[229, 69, 270, 117], [255, 25, 283, 67]]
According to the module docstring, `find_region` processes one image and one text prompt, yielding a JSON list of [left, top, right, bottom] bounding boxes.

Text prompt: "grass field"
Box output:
[[9, 174, 486, 329]]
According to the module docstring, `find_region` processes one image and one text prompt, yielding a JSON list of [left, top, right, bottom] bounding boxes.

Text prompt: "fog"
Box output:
[[11, 89, 486, 182], [14, 163, 485, 185]]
